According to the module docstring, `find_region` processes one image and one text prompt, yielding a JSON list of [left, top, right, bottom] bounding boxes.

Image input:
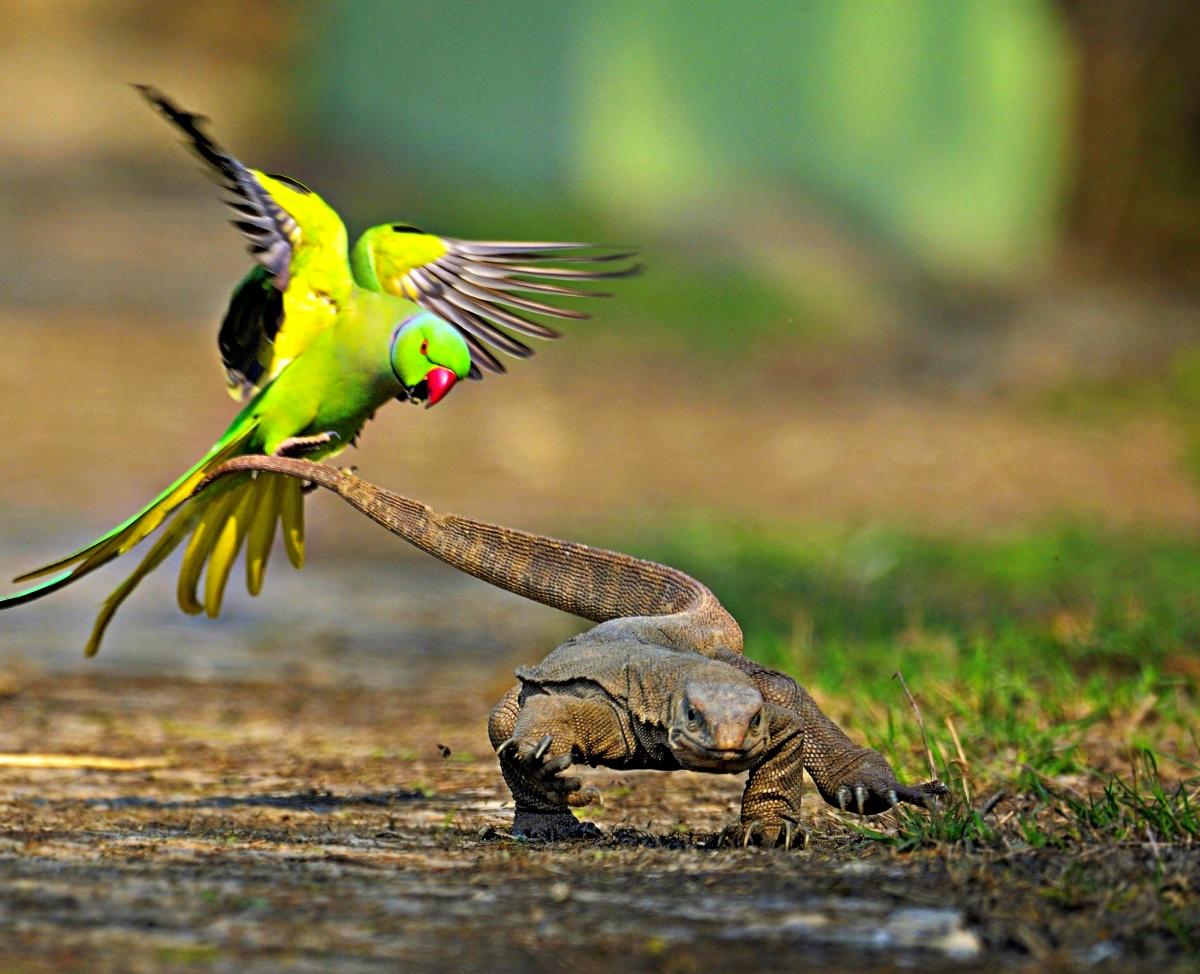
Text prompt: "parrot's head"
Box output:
[[390, 312, 471, 408]]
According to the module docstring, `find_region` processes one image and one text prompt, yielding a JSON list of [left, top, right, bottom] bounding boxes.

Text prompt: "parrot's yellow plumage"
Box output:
[[0, 86, 637, 655]]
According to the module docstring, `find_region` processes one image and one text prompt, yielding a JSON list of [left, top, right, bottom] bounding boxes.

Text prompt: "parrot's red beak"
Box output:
[[423, 366, 457, 408]]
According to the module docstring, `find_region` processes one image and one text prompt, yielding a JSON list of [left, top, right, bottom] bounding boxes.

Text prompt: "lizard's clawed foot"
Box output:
[[273, 431, 340, 458], [567, 784, 603, 809], [721, 818, 806, 851], [497, 734, 583, 800], [827, 750, 949, 815], [511, 809, 602, 842]]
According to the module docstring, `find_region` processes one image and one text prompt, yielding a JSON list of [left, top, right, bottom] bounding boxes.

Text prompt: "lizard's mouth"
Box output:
[[668, 731, 766, 772]]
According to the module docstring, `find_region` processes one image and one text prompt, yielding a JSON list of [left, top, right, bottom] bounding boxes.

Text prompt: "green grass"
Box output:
[[621, 520, 1200, 842], [619, 519, 1200, 951]]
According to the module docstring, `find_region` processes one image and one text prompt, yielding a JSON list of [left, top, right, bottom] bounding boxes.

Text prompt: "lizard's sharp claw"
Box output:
[[497, 737, 517, 757], [544, 752, 573, 775], [532, 735, 552, 762], [836, 786, 851, 812], [886, 788, 899, 810], [854, 785, 867, 815]]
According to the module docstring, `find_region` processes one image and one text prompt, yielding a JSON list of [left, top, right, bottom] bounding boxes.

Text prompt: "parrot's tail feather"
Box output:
[[280, 475, 305, 569], [82, 469, 300, 657], [176, 484, 245, 616], [0, 568, 80, 608], [84, 507, 200, 658], [203, 485, 258, 618], [244, 473, 280, 596], [7, 430, 254, 589]]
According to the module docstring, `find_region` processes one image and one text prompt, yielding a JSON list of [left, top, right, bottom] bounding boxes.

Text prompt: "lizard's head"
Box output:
[[668, 681, 767, 772]]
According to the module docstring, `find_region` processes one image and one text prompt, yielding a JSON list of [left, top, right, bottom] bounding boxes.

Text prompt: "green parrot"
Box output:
[[0, 87, 637, 655]]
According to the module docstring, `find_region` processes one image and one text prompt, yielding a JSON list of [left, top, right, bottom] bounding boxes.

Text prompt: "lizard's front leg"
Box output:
[[713, 650, 945, 814], [492, 691, 630, 840], [797, 692, 946, 814], [737, 703, 806, 849]]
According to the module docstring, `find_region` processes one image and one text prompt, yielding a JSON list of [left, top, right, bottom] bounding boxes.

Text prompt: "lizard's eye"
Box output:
[[750, 711, 762, 732], [685, 705, 699, 730]]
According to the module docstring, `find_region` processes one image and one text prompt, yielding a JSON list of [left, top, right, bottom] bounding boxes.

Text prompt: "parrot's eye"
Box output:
[[420, 339, 429, 356]]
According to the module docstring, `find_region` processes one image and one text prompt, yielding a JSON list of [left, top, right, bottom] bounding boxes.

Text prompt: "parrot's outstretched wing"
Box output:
[[366, 229, 641, 376], [137, 85, 354, 398]]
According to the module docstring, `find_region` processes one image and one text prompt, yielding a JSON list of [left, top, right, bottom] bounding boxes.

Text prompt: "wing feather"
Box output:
[[422, 292, 534, 359], [366, 229, 640, 375], [137, 85, 301, 289], [423, 263, 564, 336], [137, 86, 352, 399], [433, 272, 589, 321], [449, 262, 613, 298]]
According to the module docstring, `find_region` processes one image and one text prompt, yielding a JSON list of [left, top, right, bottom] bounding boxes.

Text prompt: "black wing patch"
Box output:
[[136, 85, 299, 289], [219, 266, 283, 393]]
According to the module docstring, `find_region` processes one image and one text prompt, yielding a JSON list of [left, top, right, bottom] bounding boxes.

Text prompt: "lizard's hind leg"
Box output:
[[493, 692, 628, 841], [488, 685, 521, 751]]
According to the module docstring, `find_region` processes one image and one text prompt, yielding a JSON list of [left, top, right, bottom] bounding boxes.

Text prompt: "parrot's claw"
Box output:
[[274, 431, 339, 458]]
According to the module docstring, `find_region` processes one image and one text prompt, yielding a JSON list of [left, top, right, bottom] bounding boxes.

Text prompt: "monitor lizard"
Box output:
[[202, 457, 945, 843]]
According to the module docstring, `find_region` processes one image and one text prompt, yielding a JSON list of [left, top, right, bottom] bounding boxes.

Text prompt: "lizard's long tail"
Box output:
[[200, 456, 743, 655]]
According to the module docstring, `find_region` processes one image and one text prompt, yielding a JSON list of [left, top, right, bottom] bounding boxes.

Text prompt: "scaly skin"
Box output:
[[202, 456, 947, 831], [488, 639, 807, 844]]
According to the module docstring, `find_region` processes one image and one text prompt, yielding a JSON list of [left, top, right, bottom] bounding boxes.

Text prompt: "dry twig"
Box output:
[[894, 671, 938, 783], [0, 754, 169, 770]]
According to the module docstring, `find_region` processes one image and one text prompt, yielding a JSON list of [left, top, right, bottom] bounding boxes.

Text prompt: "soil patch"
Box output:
[[0, 673, 1191, 972]]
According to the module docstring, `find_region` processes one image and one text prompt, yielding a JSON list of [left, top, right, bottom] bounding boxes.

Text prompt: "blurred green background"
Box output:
[[1, 0, 1199, 740]]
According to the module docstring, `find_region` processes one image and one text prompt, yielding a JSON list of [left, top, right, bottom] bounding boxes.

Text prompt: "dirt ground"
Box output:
[[0, 666, 1190, 974]]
